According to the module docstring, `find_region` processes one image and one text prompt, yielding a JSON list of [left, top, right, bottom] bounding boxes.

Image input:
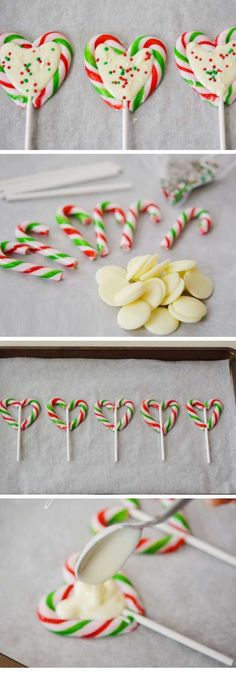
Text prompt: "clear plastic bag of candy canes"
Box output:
[[0, 31, 73, 150], [174, 28, 236, 150], [84, 34, 167, 150]]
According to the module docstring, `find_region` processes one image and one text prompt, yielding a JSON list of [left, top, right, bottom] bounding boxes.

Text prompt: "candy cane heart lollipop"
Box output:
[[186, 398, 223, 464], [141, 399, 180, 461], [47, 398, 88, 462], [84, 34, 167, 149], [94, 398, 135, 462], [0, 398, 41, 461]]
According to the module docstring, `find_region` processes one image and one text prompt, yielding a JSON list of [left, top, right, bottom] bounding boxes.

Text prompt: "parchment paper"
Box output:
[[0, 498, 236, 667], [1, 0, 236, 150], [0, 356, 235, 495], [0, 153, 235, 338]]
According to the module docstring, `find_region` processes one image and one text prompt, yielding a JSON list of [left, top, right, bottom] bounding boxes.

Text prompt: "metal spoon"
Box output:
[[75, 498, 191, 585]]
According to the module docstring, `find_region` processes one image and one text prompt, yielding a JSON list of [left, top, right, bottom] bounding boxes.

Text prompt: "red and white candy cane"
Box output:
[[120, 200, 162, 251], [0, 31, 73, 108], [90, 499, 191, 555], [37, 568, 144, 638], [174, 28, 236, 107], [160, 207, 213, 249], [84, 34, 167, 112], [186, 398, 223, 464], [56, 205, 97, 260], [16, 222, 78, 269], [0, 240, 63, 281], [93, 202, 126, 256]]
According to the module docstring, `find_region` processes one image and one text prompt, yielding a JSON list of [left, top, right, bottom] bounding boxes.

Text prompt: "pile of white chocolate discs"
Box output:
[[96, 254, 213, 335]]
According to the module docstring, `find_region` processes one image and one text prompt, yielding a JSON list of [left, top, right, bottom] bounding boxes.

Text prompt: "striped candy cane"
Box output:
[[120, 200, 162, 251], [93, 202, 126, 256], [94, 399, 135, 431], [0, 398, 41, 429], [174, 28, 236, 106], [0, 32, 73, 108], [47, 398, 88, 431], [90, 499, 191, 554], [186, 399, 223, 430], [141, 399, 180, 435], [37, 571, 144, 638], [160, 207, 213, 249], [56, 206, 97, 260], [16, 222, 78, 269], [0, 241, 64, 281], [84, 34, 167, 111]]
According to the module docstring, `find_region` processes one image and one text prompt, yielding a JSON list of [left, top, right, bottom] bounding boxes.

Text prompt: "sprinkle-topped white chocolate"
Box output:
[[95, 44, 153, 102], [56, 579, 125, 620], [186, 41, 236, 97], [0, 42, 61, 99]]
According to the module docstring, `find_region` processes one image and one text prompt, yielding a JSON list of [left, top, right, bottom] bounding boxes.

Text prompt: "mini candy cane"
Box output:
[[141, 399, 180, 461], [37, 569, 144, 638], [16, 222, 78, 269], [56, 205, 97, 260], [0, 241, 63, 281], [94, 398, 135, 462], [120, 200, 162, 251], [93, 202, 126, 257], [90, 498, 191, 554], [186, 398, 223, 464], [160, 207, 213, 249], [0, 398, 41, 461], [47, 398, 88, 462]]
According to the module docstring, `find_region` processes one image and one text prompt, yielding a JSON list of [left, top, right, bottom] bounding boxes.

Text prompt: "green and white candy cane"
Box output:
[[37, 568, 144, 638], [90, 498, 191, 555], [15, 222, 78, 269], [47, 398, 88, 462], [93, 202, 126, 256], [56, 205, 97, 261], [0, 398, 41, 461], [186, 398, 223, 464]]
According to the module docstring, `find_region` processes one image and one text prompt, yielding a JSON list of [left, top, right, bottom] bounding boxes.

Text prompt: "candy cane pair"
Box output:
[[0, 397, 41, 461], [0, 240, 64, 281], [160, 208, 213, 249], [47, 398, 88, 462]]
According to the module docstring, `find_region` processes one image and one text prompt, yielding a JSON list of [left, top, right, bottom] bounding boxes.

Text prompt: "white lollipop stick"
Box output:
[[159, 404, 165, 462], [122, 104, 129, 151], [218, 98, 226, 151], [66, 406, 70, 463], [129, 506, 236, 568], [16, 403, 22, 462], [114, 403, 118, 462], [122, 610, 233, 666], [25, 98, 33, 151], [203, 407, 211, 464]]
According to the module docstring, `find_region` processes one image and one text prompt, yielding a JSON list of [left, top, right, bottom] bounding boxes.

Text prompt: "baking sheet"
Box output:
[[0, 356, 235, 495], [0, 153, 236, 338], [1, 0, 236, 150], [0, 498, 236, 668]]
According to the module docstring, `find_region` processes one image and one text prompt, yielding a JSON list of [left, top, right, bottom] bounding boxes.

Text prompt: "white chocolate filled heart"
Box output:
[[0, 42, 60, 100], [186, 41, 236, 97], [95, 44, 154, 102]]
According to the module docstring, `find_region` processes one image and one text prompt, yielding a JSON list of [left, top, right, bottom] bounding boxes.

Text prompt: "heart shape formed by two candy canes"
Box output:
[[94, 399, 135, 431], [37, 559, 144, 638], [0, 31, 73, 108], [141, 399, 180, 435], [47, 398, 88, 431], [90, 498, 191, 554], [186, 399, 223, 430], [84, 34, 167, 111], [0, 398, 41, 429], [175, 28, 236, 105]]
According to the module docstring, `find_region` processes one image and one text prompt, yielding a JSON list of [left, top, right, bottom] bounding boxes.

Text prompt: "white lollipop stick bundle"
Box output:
[[186, 398, 223, 464], [84, 34, 167, 150]]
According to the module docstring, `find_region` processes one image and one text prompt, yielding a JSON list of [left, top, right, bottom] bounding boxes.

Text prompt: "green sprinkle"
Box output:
[[104, 47, 109, 51], [104, 61, 108, 64], [51, 47, 55, 51], [133, 66, 137, 70], [24, 78, 28, 82]]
